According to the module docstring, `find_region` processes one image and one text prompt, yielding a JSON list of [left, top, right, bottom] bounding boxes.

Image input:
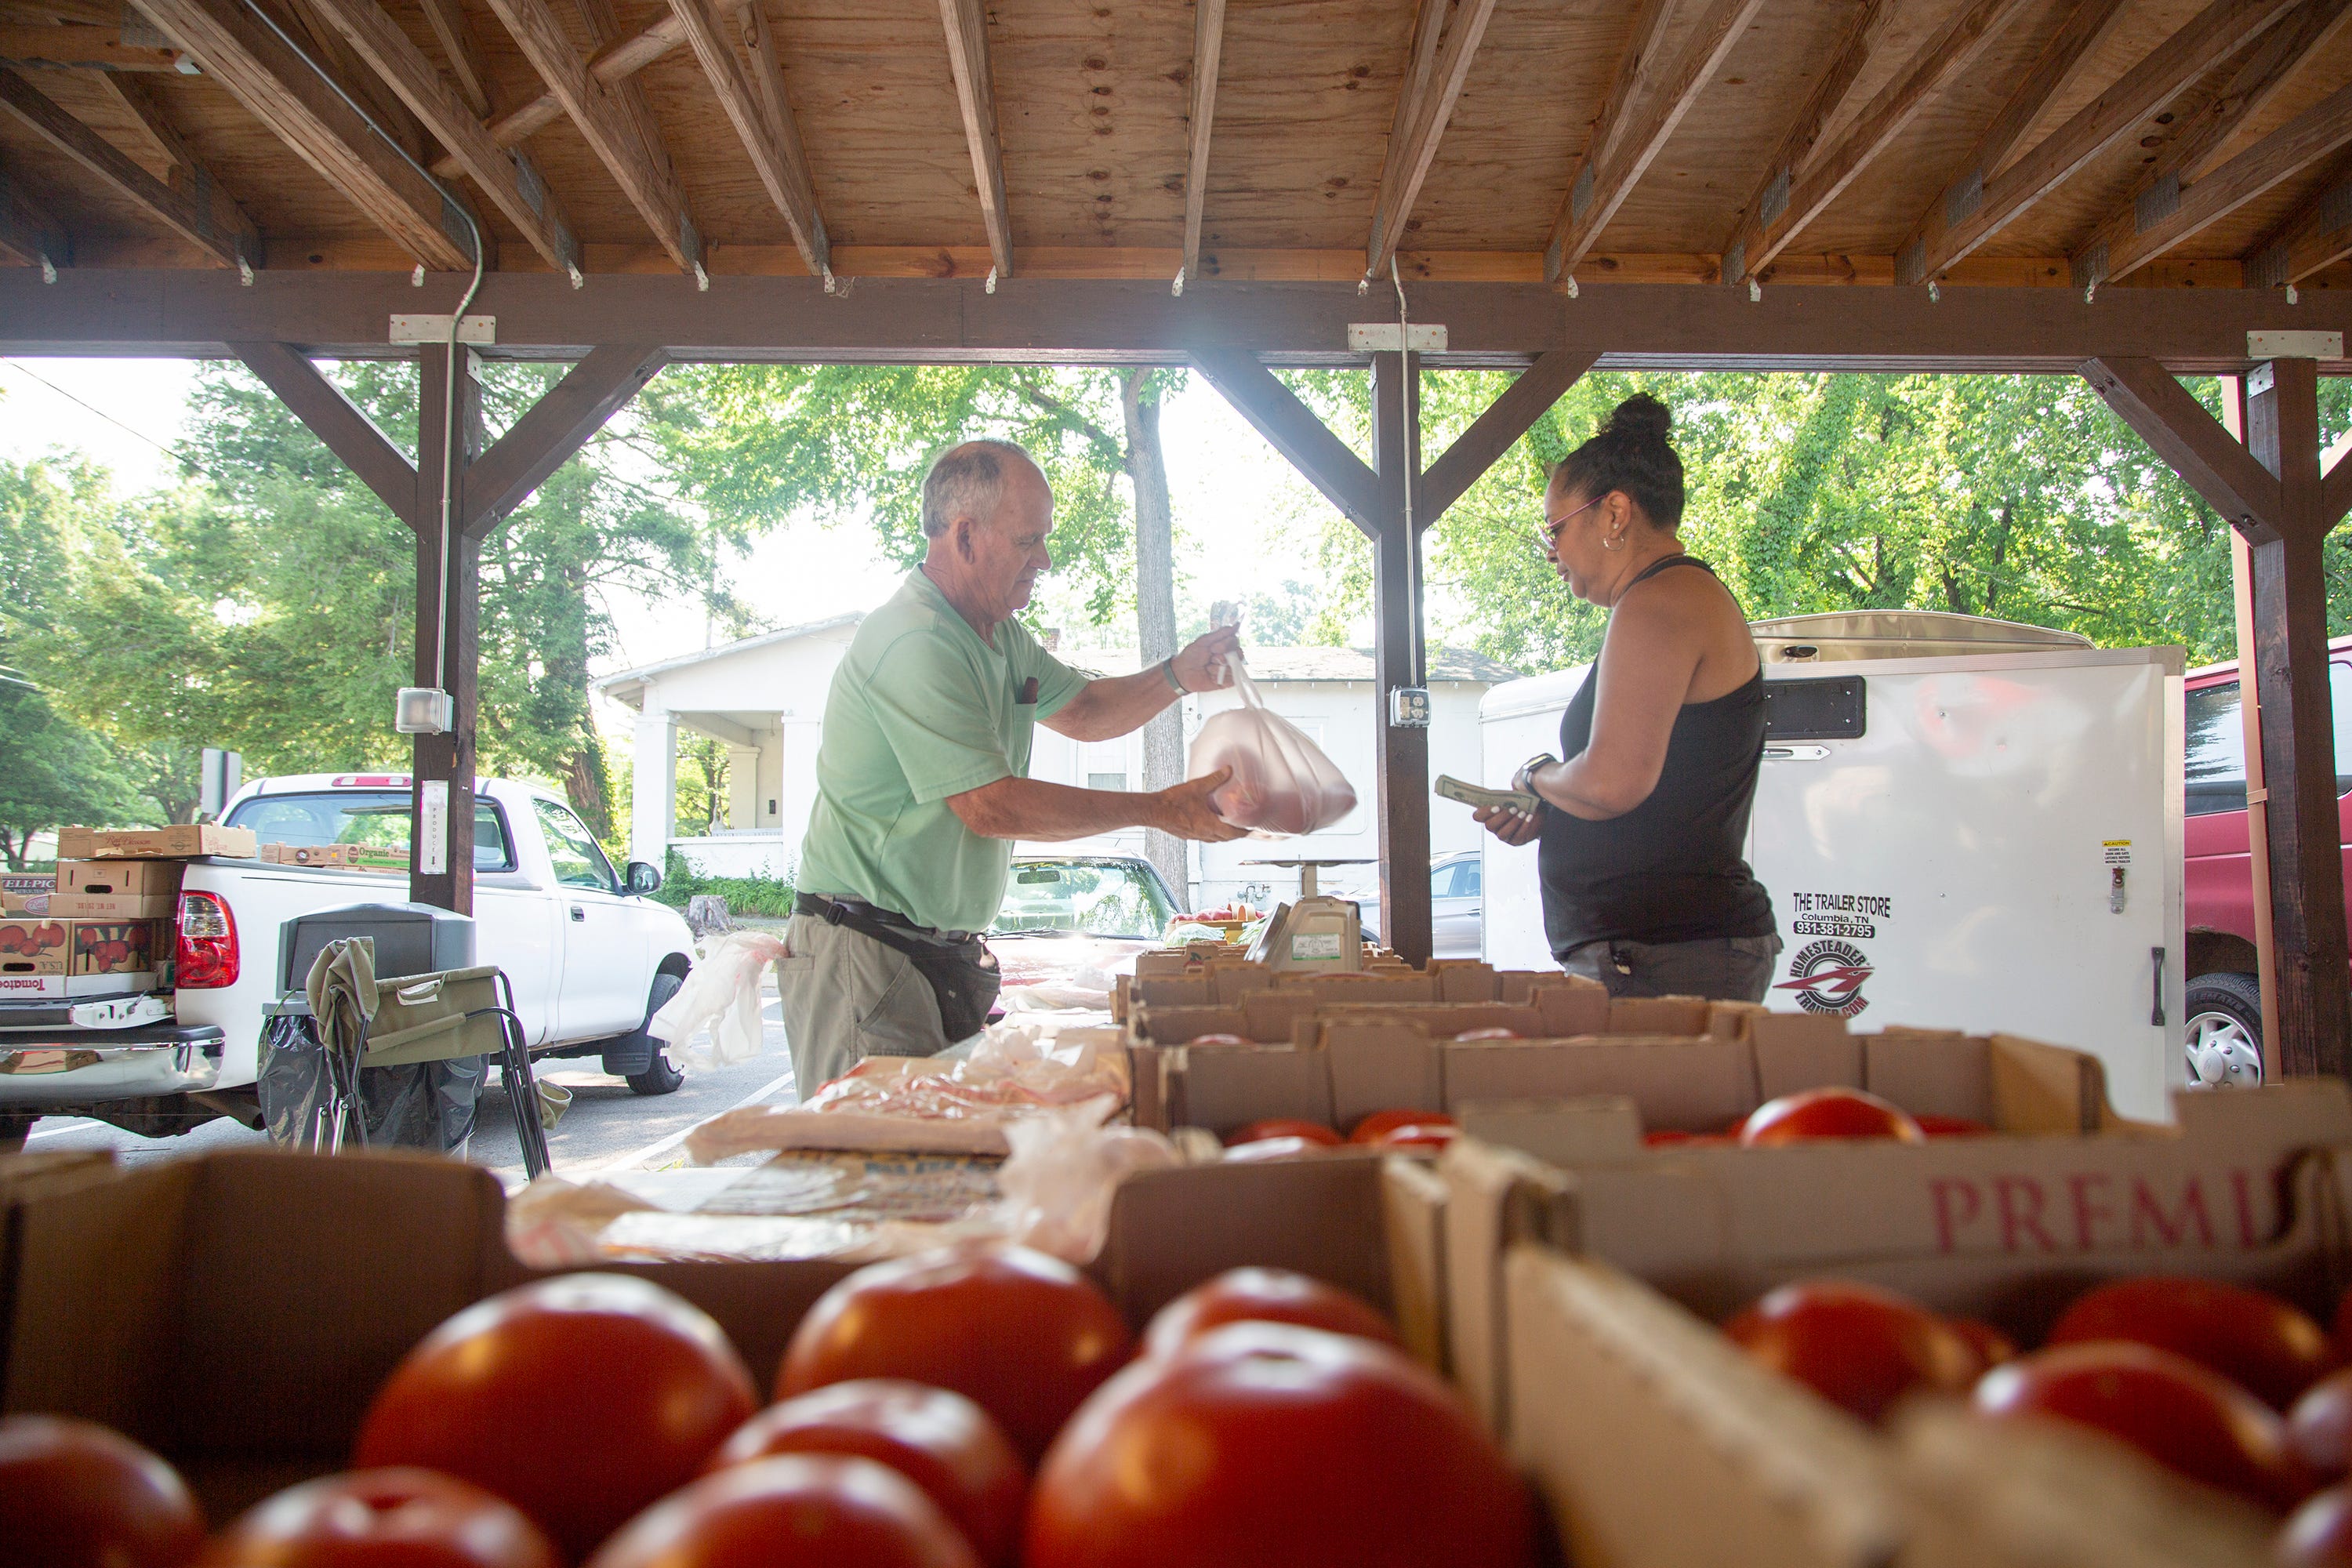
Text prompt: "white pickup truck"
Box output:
[[0, 773, 696, 1146]]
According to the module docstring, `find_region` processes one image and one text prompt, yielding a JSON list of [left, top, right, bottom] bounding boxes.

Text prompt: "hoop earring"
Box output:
[[1602, 532, 1626, 552]]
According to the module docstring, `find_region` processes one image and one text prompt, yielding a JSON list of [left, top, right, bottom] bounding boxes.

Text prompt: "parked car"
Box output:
[[1352, 849, 1483, 961], [2180, 641, 2352, 1088], [989, 855, 1180, 1011], [0, 773, 696, 1146]]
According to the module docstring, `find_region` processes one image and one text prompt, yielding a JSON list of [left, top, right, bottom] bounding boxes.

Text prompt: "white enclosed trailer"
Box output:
[[1477, 612, 2187, 1123]]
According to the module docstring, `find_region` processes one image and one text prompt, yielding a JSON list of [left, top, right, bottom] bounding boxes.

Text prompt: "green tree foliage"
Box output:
[[9, 364, 720, 835], [647, 365, 1166, 631]]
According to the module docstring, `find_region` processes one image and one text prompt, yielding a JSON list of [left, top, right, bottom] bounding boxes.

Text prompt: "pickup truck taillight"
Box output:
[[176, 891, 239, 989]]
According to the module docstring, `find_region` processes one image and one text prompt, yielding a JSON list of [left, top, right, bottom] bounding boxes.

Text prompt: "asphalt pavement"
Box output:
[[16, 986, 799, 1181]]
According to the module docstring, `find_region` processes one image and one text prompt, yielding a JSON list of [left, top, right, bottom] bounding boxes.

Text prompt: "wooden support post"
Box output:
[[2242, 355, 2350, 1080], [411, 344, 481, 916], [1371, 350, 1432, 965], [232, 340, 416, 520], [2221, 376, 2281, 1069]]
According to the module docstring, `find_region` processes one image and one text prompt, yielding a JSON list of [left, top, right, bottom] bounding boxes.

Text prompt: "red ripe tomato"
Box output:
[[705, 1382, 1025, 1568], [1947, 1318, 2018, 1370], [1026, 1323, 1534, 1568], [1977, 1343, 2313, 1511], [1224, 1119, 1341, 1148], [779, 1245, 1134, 1464], [1723, 1280, 1982, 1424], [2281, 1484, 2352, 1566], [2047, 1276, 2336, 1410], [196, 1468, 558, 1568], [1914, 1114, 1994, 1138], [586, 1454, 978, 1568], [352, 1273, 757, 1561], [1739, 1088, 1925, 1146], [1642, 1130, 1737, 1149], [1220, 1136, 1326, 1163], [2292, 1370, 2352, 1480], [0, 1414, 205, 1568], [1349, 1109, 1454, 1145], [1374, 1123, 1459, 1151], [2332, 1286, 2352, 1367], [1143, 1268, 1400, 1361]]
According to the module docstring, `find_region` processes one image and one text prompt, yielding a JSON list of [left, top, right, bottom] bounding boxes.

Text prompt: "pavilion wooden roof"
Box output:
[[0, 0, 2346, 296]]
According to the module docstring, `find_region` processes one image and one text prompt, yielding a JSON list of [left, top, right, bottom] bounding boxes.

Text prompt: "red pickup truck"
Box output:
[[2182, 637, 2352, 1088]]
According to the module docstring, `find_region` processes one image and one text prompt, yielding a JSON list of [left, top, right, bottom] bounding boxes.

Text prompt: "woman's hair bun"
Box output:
[[1600, 392, 1671, 443]]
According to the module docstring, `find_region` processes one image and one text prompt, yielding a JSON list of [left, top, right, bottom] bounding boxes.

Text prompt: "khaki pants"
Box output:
[[776, 912, 956, 1097]]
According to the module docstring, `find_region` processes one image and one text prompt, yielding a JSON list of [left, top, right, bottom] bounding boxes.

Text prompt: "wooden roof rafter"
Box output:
[[1364, 0, 1500, 280], [412, 0, 493, 118], [662, 0, 829, 282], [936, 0, 1010, 282], [0, 158, 67, 273], [307, 0, 582, 280], [129, 0, 478, 270], [2247, 154, 2352, 289], [1726, 0, 2039, 287], [1546, 0, 1772, 292], [2073, 78, 2352, 290], [1178, 0, 1225, 289], [481, 0, 708, 282], [0, 22, 184, 69], [0, 63, 261, 270], [1896, 0, 2307, 285]]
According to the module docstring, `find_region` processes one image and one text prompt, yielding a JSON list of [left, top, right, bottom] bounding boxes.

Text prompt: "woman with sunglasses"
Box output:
[[1474, 393, 1781, 1001]]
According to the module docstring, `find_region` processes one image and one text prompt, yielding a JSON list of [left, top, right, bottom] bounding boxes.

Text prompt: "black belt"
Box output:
[[795, 893, 1000, 1042], [796, 892, 977, 945]]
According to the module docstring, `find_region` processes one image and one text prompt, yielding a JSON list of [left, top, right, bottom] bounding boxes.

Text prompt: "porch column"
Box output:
[[632, 711, 677, 870], [409, 343, 482, 916], [724, 742, 761, 831], [1370, 350, 1432, 965]]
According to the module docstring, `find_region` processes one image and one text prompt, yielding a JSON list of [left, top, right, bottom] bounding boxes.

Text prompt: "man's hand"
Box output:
[[1475, 802, 1543, 847], [1155, 768, 1249, 842], [1172, 626, 1242, 693]]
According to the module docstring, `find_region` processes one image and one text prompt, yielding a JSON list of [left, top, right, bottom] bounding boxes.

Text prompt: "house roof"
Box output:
[[594, 612, 866, 704]]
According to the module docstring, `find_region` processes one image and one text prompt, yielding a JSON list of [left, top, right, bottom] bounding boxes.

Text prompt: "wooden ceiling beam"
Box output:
[[233, 338, 416, 522], [1716, 0, 1896, 285], [2080, 355, 2284, 531], [1365, 0, 1500, 278], [430, 4, 743, 177], [1547, 0, 1770, 289], [0, 22, 181, 67], [1537, 0, 1672, 289], [663, 0, 826, 279], [463, 342, 666, 533], [1893, 0, 2129, 284], [307, 0, 582, 279], [2167, 0, 2351, 186], [0, 158, 67, 270], [1898, 0, 2304, 285], [413, 0, 492, 117], [936, 0, 1010, 279], [2247, 156, 2352, 289], [1419, 348, 1597, 521], [1178, 0, 1225, 285], [0, 64, 260, 270], [481, 0, 706, 281], [2074, 79, 2352, 289], [1734, 0, 2037, 285], [129, 0, 476, 270], [1190, 347, 1380, 534]]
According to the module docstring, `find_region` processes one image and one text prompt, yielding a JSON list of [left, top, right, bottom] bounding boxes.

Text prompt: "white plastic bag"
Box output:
[[991, 1097, 1184, 1261], [648, 930, 789, 1069], [1185, 655, 1357, 836]]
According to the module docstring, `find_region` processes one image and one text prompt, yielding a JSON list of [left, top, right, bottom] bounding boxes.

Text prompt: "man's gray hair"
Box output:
[[920, 440, 1040, 539]]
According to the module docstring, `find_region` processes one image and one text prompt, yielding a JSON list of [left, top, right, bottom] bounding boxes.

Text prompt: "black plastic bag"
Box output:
[[257, 1009, 480, 1156]]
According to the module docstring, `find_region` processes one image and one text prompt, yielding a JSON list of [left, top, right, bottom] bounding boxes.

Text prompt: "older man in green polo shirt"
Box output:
[[781, 438, 1246, 1093]]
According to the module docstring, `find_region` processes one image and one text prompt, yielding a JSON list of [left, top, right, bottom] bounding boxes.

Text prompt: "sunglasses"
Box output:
[[1537, 492, 1606, 559]]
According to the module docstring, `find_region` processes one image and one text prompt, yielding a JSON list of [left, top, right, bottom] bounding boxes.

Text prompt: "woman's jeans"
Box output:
[[1559, 933, 1784, 1003]]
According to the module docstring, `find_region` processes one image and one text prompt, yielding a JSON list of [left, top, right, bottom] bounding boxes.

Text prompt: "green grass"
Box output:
[[652, 849, 797, 918]]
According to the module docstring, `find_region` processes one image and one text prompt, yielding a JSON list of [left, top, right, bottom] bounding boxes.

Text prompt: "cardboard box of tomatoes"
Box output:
[[1436, 1078, 2352, 1568], [65, 918, 165, 994], [56, 824, 257, 861], [49, 858, 183, 920], [0, 1145, 1520, 1566]]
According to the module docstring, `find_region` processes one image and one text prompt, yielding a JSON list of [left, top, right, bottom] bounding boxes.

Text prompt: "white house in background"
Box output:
[[597, 622, 1519, 911]]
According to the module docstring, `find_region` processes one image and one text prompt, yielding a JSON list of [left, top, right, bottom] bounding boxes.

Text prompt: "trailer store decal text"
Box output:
[[1789, 890, 1892, 939]]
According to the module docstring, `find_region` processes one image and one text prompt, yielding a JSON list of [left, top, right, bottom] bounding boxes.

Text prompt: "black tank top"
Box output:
[[1537, 554, 1775, 957]]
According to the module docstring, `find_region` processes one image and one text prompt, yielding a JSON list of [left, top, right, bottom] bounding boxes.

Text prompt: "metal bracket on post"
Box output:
[[390, 314, 496, 345], [2249, 331, 2343, 361], [1348, 323, 1447, 353]]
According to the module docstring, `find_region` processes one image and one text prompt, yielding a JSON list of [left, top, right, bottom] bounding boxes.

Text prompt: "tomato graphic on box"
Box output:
[[0, 920, 67, 973], [72, 920, 156, 975]]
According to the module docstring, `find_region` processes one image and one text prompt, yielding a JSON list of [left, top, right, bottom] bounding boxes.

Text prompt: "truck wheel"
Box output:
[[622, 971, 686, 1097], [2184, 972, 2264, 1088]]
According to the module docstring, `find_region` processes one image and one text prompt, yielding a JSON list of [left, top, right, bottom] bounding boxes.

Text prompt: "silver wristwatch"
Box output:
[[1514, 753, 1559, 795]]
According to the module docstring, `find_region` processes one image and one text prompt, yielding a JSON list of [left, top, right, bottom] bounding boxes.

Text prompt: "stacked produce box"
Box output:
[[5, 954, 2349, 1566]]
